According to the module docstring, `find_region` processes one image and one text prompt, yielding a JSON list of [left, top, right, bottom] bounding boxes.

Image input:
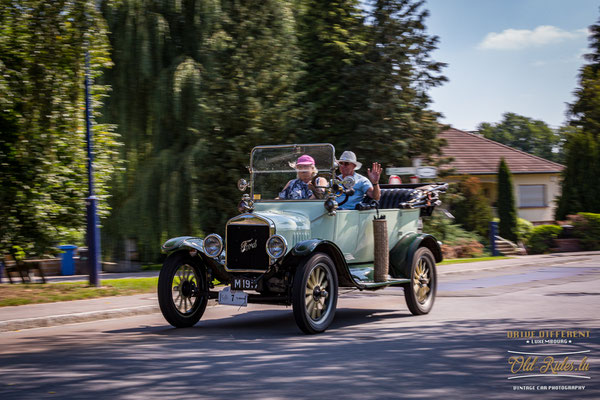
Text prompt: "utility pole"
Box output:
[[84, 48, 101, 287]]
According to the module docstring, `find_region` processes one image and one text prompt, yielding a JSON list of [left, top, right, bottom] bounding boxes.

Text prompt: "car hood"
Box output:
[[254, 210, 311, 248]]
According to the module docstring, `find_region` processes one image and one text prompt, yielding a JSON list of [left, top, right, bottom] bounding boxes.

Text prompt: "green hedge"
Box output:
[[526, 225, 562, 254], [516, 218, 534, 242], [573, 212, 600, 250]]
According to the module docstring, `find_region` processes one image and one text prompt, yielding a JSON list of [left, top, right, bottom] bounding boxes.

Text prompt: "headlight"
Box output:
[[203, 234, 223, 258], [266, 235, 287, 259]]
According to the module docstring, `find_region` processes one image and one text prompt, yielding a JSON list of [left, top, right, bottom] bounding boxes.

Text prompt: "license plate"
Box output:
[[218, 287, 248, 307], [232, 277, 257, 290]]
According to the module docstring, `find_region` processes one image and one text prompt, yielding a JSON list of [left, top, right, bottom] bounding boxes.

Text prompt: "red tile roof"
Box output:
[[438, 128, 564, 175]]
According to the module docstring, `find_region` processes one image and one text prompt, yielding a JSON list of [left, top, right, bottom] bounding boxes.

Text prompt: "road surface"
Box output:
[[1, 255, 599, 399]]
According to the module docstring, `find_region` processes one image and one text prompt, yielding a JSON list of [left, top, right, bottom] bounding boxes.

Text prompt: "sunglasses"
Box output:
[[339, 162, 353, 166]]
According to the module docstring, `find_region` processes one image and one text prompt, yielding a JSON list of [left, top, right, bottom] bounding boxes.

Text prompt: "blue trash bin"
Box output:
[[58, 245, 78, 275]]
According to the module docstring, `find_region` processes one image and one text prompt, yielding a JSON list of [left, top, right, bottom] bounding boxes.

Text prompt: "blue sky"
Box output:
[[424, 0, 598, 131]]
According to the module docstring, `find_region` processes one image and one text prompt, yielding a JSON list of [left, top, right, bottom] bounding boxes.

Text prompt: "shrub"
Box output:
[[9, 245, 26, 261], [572, 212, 600, 250], [526, 225, 562, 254], [516, 218, 534, 242], [451, 176, 493, 239], [423, 214, 482, 245], [423, 214, 484, 258]]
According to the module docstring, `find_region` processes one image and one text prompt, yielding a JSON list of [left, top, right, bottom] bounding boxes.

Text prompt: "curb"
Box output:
[[0, 305, 159, 332], [438, 253, 598, 276], [0, 299, 218, 332]]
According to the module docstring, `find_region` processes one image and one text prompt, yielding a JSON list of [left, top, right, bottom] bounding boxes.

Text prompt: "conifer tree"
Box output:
[[295, 0, 367, 148], [497, 158, 518, 242], [354, 0, 447, 167], [556, 11, 600, 218]]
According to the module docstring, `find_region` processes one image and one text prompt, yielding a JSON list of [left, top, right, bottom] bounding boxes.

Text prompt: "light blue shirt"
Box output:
[[337, 173, 373, 210]]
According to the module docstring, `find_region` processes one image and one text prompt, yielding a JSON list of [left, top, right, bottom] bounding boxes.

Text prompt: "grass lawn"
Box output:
[[439, 256, 513, 265], [0, 277, 158, 307], [1, 256, 513, 307]]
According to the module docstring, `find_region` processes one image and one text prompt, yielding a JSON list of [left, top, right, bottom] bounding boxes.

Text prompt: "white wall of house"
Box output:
[[444, 173, 561, 224], [513, 173, 561, 224]]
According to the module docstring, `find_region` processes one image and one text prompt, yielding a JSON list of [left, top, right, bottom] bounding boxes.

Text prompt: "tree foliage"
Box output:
[[555, 129, 600, 219], [451, 176, 492, 239], [354, 0, 447, 167], [101, 0, 302, 260], [477, 112, 564, 163], [556, 11, 600, 219], [1, 0, 448, 262], [295, 0, 367, 147], [0, 0, 119, 256], [497, 158, 518, 242]]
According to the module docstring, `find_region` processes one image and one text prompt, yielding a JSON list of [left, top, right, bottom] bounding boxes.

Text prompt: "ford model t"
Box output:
[[158, 144, 446, 334]]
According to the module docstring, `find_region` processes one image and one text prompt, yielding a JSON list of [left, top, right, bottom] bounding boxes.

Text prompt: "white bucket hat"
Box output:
[[336, 150, 362, 170]]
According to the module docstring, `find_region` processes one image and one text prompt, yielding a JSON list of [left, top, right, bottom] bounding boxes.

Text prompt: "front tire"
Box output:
[[404, 247, 437, 315], [292, 252, 338, 334], [158, 251, 208, 328]]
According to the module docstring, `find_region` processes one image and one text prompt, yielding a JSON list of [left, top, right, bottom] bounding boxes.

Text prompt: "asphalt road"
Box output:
[[1, 256, 599, 399]]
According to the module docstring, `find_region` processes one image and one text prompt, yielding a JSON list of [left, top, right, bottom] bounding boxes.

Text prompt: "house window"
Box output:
[[519, 185, 546, 207]]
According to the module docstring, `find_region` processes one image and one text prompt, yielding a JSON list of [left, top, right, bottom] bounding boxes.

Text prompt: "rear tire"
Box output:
[[292, 253, 338, 334], [404, 247, 437, 315], [158, 251, 208, 328]]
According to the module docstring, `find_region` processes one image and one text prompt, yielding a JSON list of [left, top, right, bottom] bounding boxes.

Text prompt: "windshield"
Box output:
[[250, 144, 336, 201]]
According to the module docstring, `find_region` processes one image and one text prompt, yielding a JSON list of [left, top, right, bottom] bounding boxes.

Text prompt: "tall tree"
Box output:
[[497, 158, 518, 242], [102, 0, 302, 261], [295, 0, 367, 149], [477, 113, 565, 163], [556, 11, 600, 219], [0, 0, 119, 256], [354, 0, 447, 167]]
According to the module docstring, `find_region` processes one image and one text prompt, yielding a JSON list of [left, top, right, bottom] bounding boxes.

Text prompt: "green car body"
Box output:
[[158, 144, 445, 334]]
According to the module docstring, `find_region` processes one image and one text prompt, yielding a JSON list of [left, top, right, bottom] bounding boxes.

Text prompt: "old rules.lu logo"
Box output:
[[240, 238, 258, 253]]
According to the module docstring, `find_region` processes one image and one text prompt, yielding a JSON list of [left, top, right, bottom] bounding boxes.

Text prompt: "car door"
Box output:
[[332, 210, 359, 263]]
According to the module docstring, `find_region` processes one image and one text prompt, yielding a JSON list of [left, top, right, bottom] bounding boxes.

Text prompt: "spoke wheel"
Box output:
[[171, 264, 201, 316], [404, 247, 437, 315], [292, 253, 338, 334], [158, 251, 208, 328]]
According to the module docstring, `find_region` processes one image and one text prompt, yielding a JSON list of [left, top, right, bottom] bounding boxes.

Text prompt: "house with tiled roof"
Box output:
[[438, 128, 564, 224]]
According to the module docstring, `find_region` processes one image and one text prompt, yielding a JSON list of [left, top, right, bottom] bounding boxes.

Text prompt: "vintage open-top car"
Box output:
[[158, 144, 447, 334]]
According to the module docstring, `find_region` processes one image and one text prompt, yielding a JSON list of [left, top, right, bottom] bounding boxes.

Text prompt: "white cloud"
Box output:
[[479, 25, 586, 50]]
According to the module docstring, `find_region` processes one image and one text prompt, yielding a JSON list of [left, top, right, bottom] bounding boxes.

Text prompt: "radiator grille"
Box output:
[[226, 224, 270, 270]]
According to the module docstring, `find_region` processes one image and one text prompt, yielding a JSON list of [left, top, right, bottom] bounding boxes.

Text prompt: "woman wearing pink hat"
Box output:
[[278, 155, 327, 200]]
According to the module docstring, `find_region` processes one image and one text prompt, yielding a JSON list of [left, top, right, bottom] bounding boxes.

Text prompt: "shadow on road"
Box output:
[[1, 313, 598, 399]]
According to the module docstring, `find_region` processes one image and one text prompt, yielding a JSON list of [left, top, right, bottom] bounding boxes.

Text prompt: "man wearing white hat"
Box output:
[[336, 150, 382, 210]]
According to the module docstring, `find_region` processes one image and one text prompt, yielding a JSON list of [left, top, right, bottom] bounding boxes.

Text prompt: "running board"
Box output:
[[356, 278, 410, 290], [349, 264, 410, 290]]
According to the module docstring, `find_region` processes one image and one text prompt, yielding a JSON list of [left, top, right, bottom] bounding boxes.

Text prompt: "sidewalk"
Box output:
[[1, 251, 598, 332]]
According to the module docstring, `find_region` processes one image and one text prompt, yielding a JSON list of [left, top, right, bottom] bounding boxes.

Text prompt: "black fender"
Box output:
[[161, 236, 231, 284], [289, 239, 357, 287], [389, 232, 443, 279], [161, 236, 204, 254]]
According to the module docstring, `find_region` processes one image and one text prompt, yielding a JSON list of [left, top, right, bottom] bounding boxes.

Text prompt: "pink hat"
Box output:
[[296, 154, 315, 165]]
